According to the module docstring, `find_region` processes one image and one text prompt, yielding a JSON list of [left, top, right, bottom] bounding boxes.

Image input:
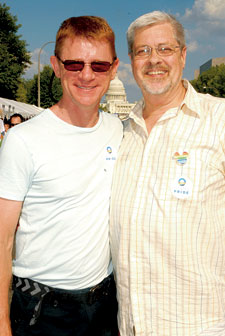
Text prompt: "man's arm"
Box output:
[[0, 198, 22, 336]]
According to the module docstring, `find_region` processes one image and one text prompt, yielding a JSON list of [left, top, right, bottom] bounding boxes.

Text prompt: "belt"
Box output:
[[12, 274, 114, 326]]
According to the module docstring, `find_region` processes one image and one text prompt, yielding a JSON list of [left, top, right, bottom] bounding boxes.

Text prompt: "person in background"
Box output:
[[0, 15, 122, 336], [9, 113, 24, 127], [0, 118, 5, 147], [3, 120, 10, 132], [0, 118, 4, 133], [110, 11, 225, 336]]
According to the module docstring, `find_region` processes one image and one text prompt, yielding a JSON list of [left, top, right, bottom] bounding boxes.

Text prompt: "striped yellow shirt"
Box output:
[[110, 81, 225, 336]]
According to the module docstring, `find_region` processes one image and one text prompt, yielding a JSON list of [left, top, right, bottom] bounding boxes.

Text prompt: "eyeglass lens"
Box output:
[[63, 60, 112, 72], [134, 45, 179, 57]]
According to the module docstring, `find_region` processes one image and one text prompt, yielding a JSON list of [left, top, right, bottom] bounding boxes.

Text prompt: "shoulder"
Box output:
[[187, 85, 225, 144], [185, 80, 225, 120], [101, 111, 123, 127], [198, 93, 225, 125], [198, 91, 225, 106], [7, 109, 49, 136]]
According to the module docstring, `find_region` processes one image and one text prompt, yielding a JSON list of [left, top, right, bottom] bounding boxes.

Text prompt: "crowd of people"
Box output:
[[0, 10, 224, 336]]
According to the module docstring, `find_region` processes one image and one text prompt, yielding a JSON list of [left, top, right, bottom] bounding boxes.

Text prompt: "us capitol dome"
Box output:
[[102, 73, 135, 119]]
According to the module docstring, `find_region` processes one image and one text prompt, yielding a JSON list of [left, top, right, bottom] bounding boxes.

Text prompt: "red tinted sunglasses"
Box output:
[[56, 56, 116, 72]]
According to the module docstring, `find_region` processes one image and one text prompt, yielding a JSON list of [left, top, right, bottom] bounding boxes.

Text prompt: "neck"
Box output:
[[143, 81, 186, 118], [50, 99, 100, 128], [142, 81, 186, 134]]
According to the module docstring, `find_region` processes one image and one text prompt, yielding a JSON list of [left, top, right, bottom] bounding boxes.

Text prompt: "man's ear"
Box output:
[[111, 58, 120, 80], [128, 53, 133, 62], [50, 56, 61, 79], [181, 46, 187, 69], [128, 52, 134, 69]]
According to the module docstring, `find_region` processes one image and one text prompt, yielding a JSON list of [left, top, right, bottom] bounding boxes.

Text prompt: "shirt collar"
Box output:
[[181, 79, 202, 118], [126, 79, 202, 123]]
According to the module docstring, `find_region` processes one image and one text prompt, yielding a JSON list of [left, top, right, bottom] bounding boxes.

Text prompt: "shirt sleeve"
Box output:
[[0, 131, 34, 201]]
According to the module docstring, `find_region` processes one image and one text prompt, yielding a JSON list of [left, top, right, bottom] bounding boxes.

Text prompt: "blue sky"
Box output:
[[3, 0, 225, 102]]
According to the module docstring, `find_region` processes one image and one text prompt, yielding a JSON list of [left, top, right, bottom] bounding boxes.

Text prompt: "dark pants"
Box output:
[[10, 274, 118, 336]]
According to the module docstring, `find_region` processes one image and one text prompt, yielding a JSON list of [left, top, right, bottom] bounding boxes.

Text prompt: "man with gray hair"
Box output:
[[110, 11, 225, 335]]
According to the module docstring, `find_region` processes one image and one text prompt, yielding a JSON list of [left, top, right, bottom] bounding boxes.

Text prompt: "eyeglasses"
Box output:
[[133, 45, 180, 58], [56, 56, 116, 72]]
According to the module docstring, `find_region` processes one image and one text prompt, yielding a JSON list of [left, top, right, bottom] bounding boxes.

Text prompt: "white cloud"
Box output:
[[204, 0, 225, 19], [187, 40, 198, 52], [117, 62, 141, 102], [181, 0, 225, 57], [185, 0, 225, 20], [183, 0, 225, 26], [117, 61, 136, 85], [23, 48, 52, 79]]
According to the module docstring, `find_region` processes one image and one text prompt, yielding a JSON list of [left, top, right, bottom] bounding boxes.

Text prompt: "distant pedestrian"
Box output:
[[9, 113, 24, 127]]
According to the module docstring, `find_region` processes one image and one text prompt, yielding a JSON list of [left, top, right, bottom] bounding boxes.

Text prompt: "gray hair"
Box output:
[[127, 11, 186, 54]]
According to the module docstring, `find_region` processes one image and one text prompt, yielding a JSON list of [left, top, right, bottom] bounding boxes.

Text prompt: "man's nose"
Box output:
[[147, 48, 162, 63], [78, 63, 95, 80]]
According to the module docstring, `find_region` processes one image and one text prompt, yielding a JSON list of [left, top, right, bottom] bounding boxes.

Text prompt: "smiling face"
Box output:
[[51, 36, 119, 111], [130, 22, 186, 99]]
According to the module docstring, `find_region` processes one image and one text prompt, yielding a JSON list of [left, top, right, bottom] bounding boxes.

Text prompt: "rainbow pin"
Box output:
[[172, 151, 189, 166]]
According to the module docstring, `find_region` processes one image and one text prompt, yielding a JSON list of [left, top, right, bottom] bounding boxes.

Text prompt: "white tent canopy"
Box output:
[[0, 97, 43, 120]]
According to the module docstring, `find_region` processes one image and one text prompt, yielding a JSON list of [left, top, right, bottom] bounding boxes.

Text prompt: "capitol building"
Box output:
[[102, 73, 136, 119]]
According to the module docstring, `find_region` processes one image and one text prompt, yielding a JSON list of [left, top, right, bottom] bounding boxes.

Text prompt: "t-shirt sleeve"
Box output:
[[0, 131, 34, 201]]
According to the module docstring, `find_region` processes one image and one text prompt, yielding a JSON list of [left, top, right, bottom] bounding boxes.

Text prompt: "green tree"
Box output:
[[99, 104, 108, 112], [0, 3, 31, 99], [27, 65, 62, 108], [191, 64, 225, 98], [16, 79, 28, 102]]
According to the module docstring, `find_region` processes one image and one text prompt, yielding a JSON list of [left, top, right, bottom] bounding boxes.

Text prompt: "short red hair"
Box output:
[[55, 16, 117, 59]]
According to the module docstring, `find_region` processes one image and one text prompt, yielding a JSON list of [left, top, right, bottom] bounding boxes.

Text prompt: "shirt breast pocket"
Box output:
[[170, 158, 211, 202]]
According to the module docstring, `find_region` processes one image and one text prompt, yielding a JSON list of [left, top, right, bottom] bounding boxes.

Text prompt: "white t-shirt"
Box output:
[[0, 109, 123, 289]]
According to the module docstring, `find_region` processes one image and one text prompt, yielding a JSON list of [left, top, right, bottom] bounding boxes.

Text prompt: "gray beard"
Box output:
[[142, 80, 172, 95]]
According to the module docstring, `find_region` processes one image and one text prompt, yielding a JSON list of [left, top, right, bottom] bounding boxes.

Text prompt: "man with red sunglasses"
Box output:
[[0, 16, 122, 336]]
